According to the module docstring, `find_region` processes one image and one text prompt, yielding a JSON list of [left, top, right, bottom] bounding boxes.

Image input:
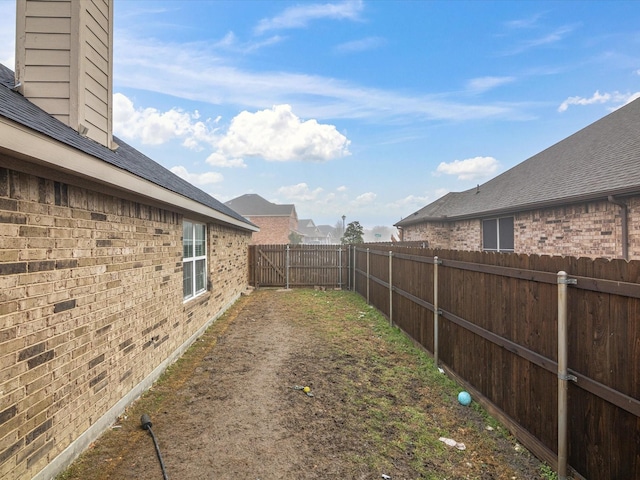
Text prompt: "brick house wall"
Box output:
[[400, 219, 481, 251], [629, 197, 640, 257], [515, 200, 622, 258], [245, 215, 297, 245], [400, 198, 639, 260], [0, 167, 251, 480]]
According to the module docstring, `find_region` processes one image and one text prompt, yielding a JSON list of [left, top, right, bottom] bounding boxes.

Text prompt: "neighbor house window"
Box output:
[[183, 220, 207, 300], [482, 217, 514, 252]]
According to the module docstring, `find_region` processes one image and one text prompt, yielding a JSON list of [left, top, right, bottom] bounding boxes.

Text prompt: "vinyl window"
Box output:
[[482, 217, 514, 252], [183, 220, 207, 300]]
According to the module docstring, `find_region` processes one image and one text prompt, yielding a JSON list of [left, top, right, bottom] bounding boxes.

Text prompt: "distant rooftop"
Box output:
[[225, 194, 296, 217]]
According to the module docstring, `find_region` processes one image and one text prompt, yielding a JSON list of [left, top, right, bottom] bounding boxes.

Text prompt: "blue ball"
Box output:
[[458, 391, 472, 406]]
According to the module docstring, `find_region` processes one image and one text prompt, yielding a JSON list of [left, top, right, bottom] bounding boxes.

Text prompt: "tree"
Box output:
[[341, 221, 364, 244], [288, 231, 302, 245]]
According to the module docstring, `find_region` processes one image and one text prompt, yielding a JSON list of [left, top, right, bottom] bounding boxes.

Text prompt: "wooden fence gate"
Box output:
[[249, 244, 349, 288]]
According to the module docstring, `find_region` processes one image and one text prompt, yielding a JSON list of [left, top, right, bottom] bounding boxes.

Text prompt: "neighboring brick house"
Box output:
[[396, 98, 640, 260], [0, 2, 257, 479], [225, 194, 298, 244]]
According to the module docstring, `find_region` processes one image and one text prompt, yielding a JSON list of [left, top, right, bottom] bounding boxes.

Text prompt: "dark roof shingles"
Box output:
[[225, 194, 295, 216], [0, 64, 252, 228], [398, 98, 640, 225]]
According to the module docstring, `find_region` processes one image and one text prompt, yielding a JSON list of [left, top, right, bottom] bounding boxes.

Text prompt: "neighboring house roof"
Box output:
[[298, 219, 321, 238], [299, 219, 316, 228], [317, 225, 337, 237], [397, 98, 640, 227], [0, 64, 256, 231], [225, 194, 296, 217]]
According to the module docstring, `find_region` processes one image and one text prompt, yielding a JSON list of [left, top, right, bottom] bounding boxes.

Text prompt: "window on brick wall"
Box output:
[[183, 220, 207, 300], [482, 217, 514, 252]]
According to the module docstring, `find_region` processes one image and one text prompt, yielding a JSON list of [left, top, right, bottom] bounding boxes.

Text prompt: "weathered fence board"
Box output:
[[352, 245, 640, 480], [249, 244, 348, 288]]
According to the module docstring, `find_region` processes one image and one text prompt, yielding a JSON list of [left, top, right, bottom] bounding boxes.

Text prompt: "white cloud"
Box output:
[[337, 185, 348, 192], [335, 37, 385, 54], [215, 30, 285, 53], [170, 166, 223, 186], [557, 90, 640, 112], [113, 93, 219, 149], [254, 0, 363, 35], [530, 25, 576, 47], [467, 76, 515, 93], [504, 13, 545, 30], [435, 156, 500, 181], [277, 183, 324, 201], [624, 92, 640, 105], [434, 187, 450, 198], [205, 153, 247, 168], [502, 25, 576, 56], [352, 192, 377, 207], [113, 31, 517, 123], [209, 104, 351, 165], [218, 31, 236, 48], [390, 194, 432, 209]]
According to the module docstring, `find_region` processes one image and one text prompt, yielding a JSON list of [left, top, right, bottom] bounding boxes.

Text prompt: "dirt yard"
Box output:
[[59, 289, 546, 480]]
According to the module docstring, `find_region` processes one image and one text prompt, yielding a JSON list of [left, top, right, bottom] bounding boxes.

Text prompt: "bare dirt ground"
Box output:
[[60, 289, 545, 480]]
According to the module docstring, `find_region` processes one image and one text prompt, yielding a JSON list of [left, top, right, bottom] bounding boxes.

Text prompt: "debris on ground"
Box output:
[[439, 437, 467, 450], [292, 385, 314, 397]]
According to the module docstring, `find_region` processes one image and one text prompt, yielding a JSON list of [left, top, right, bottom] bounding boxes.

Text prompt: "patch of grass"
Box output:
[[540, 463, 559, 480], [294, 289, 539, 478]]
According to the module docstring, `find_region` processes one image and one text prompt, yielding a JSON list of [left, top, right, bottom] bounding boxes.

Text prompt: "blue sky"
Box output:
[[1, 1, 639, 232]]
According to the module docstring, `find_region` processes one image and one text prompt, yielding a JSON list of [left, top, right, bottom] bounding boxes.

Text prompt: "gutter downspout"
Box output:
[[608, 195, 628, 260]]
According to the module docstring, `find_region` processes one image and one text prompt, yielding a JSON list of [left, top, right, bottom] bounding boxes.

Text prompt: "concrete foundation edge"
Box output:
[[32, 292, 241, 480]]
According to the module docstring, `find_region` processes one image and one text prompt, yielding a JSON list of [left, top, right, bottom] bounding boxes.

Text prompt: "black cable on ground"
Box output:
[[141, 414, 169, 480]]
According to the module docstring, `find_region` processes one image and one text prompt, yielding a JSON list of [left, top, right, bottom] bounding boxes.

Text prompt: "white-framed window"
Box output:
[[482, 217, 514, 252], [183, 220, 207, 300]]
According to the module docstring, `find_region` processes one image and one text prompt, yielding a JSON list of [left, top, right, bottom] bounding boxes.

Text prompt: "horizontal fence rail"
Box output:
[[351, 245, 640, 480]]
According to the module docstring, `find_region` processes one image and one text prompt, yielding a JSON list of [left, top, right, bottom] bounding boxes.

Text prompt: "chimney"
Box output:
[[15, 0, 115, 149]]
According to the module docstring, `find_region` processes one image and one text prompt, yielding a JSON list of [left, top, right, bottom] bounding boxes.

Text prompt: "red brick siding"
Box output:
[[245, 215, 297, 245], [401, 197, 640, 260]]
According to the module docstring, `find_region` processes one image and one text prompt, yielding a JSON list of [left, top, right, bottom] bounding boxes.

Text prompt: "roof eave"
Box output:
[[397, 188, 640, 226], [0, 116, 259, 232]]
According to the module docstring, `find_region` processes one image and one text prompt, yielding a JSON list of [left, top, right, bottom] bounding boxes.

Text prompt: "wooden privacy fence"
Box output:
[[249, 244, 349, 288], [351, 245, 640, 480]]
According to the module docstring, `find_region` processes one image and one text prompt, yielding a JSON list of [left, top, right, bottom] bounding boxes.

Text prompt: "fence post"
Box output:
[[366, 248, 370, 304], [352, 246, 356, 292], [286, 244, 290, 289], [434, 256, 440, 366], [338, 247, 343, 289], [348, 245, 351, 291], [389, 250, 393, 327], [557, 270, 576, 480]]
